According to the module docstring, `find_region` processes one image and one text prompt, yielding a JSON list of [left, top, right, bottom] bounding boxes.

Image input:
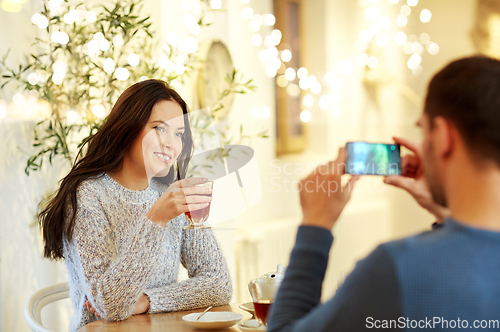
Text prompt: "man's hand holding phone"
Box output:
[[300, 148, 360, 230], [384, 136, 450, 223]]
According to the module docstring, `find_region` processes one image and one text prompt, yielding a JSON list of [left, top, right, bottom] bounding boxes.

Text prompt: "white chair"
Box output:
[[24, 282, 70, 332]]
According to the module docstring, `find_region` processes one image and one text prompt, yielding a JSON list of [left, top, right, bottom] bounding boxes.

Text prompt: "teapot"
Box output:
[[248, 264, 286, 325], [248, 264, 285, 292]]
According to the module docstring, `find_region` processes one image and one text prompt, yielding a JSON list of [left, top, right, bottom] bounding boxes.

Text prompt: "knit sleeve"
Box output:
[[267, 226, 402, 332], [144, 218, 232, 313], [69, 182, 168, 321]]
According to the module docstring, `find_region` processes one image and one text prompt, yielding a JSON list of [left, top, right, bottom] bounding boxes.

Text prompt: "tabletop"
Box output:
[[77, 303, 253, 332]]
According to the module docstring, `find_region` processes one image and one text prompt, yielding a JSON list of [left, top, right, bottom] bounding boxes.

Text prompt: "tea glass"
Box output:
[[248, 278, 280, 326], [183, 181, 213, 229]]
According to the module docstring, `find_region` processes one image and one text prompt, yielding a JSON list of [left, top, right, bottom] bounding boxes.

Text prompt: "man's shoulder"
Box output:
[[378, 222, 460, 262]]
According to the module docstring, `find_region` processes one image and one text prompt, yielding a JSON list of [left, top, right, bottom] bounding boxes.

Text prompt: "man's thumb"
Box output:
[[384, 176, 415, 193]]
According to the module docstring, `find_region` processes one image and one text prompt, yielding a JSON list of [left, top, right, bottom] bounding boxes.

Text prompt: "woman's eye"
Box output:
[[176, 132, 184, 137], [155, 126, 165, 133]]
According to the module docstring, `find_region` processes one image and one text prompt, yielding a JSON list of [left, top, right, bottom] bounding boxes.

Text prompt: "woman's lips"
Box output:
[[153, 152, 173, 164]]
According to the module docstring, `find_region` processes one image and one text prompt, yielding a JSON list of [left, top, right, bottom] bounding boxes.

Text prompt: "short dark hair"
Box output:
[[425, 56, 500, 166]]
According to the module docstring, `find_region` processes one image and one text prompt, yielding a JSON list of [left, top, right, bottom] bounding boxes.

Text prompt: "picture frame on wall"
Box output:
[[472, 0, 500, 58], [274, 0, 307, 155]]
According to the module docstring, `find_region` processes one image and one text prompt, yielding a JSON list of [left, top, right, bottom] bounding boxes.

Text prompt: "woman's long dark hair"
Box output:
[[40, 79, 193, 260]]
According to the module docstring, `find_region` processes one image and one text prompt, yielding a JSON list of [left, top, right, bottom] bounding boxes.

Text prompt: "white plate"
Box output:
[[182, 311, 243, 330], [238, 319, 267, 331], [239, 302, 255, 314]]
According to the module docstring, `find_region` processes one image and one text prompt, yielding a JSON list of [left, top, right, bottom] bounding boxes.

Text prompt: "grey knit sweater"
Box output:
[[63, 173, 232, 332]]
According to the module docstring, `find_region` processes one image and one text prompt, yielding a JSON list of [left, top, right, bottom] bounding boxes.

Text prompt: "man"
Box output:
[[268, 56, 500, 331]]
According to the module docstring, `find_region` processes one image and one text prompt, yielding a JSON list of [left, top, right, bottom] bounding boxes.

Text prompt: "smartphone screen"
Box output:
[[345, 142, 401, 175]]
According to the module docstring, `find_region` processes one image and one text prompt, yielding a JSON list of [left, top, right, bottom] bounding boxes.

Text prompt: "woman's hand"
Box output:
[[384, 136, 450, 223], [132, 294, 150, 315], [300, 148, 360, 230], [84, 294, 150, 318], [146, 177, 212, 227]]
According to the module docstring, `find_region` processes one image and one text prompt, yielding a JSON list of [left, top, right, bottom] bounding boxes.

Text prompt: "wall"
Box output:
[[0, 0, 276, 331], [0, 0, 479, 330]]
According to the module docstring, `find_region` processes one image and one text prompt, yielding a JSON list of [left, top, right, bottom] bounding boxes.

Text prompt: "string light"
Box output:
[[91, 104, 106, 119], [286, 84, 300, 97], [359, 29, 372, 42], [364, 5, 380, 23], [378, 16, 391, 29], [249, 19, 261, 32], [419, 32, 430, 44], [264, 14, 275, 26], [299, 78, 309, 90], [375, 33, 387, 47], [66, 110, 77, 123], [103, 58, 115, 73], [336, 60, 353, 76], [115, 67, 130, 81], [297, 67, 308, 80], [28, 73, 39, 85], [420, 9, 432, 23], [276, 75, 288, 87], [211, 0, 222, 10], [268, 46, 278, 58], [265, 66, 277, 78], [13, 93, 24, 106], [128, 54, 139, 67], [367, 56, 378, 69], [112, 35, 124, 47], [174, 62, 186, 75], [64, 10, 79, 24], [284, 67, 296, 81], [303, 95, 314, 108], [300, 110, 311, 123], [319, 94, 331, 110], [428, 42, 439, 55], [407, 53, 422, 70], [401, 5, 411, 16], [259, 106, 270, 119], [99, 39, 110, 51], [281, 49, 292, 62], [183, 14, 196, 28], [85, 11, 96, 23], [251, 34, 262, 46], [396, 31, 407, 45], [396, 15, 408, 27], [310, 82, 322, 95], [36, 15, 49, 29], [242, 7, 254, 20], [166, 32, 178, 46]]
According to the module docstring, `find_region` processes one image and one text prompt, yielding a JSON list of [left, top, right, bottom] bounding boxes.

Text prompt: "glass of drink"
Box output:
[[183, 181, 213, 229], [248, 278, 280, 326]]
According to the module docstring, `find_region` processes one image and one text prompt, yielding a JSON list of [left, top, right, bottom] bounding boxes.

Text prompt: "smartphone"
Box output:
[[345, 142, 401, 175]]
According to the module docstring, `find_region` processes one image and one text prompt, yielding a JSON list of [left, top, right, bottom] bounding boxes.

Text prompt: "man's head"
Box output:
[[419, 56, 500, 207]]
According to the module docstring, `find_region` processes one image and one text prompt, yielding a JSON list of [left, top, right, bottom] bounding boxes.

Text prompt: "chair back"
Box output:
[[24, 282, 69, 332]]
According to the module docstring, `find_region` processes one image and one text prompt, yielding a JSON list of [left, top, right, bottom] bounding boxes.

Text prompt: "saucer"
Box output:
[[238, 319, 267, 331], [239, 302, 255, 314], [182, 311, 243, 330]]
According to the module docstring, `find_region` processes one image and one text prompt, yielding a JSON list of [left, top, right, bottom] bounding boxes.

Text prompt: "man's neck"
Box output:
[[447, 162, 500, 232]]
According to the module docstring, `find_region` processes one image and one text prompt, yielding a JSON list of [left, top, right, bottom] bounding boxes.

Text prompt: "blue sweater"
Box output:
[[268, 219, 500, 331]]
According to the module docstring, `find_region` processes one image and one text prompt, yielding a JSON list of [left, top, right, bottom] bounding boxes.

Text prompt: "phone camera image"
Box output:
[[345, 142, 401, 176]]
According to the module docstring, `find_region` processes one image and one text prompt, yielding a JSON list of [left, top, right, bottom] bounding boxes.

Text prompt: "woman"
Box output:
[[39, 80, 232, 332]]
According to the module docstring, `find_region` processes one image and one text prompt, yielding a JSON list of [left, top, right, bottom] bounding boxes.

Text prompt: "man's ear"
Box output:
[[432, 116, 454, 159]]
